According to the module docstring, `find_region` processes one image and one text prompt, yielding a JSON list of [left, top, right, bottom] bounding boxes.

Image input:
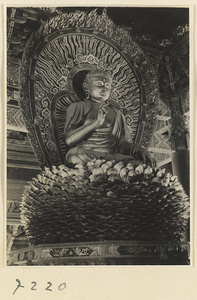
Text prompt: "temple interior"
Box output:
[[7, 7, 190, 265]]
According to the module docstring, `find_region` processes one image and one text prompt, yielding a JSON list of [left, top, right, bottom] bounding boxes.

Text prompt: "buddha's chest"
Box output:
[[86, 106, 115, 125]]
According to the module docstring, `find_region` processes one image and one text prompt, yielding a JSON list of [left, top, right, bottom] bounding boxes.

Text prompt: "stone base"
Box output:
[[7, 240, 190, 266]]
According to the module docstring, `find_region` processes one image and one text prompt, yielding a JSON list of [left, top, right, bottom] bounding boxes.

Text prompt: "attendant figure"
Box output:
[[64, 68, 155, 167]]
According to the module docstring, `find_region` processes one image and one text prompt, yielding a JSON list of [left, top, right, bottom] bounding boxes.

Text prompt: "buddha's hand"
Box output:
[[139, 148, 156, 168], [97, 103, 108, 126]]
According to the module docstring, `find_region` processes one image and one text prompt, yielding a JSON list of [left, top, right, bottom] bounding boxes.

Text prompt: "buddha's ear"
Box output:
[[82, 82, 89, 92]]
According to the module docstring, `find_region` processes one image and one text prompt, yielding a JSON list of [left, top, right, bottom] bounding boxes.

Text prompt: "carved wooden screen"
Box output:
[[20, 11, 159, 168]]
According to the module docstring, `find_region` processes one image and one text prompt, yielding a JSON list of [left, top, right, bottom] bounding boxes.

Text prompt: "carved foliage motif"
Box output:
[[17, 250, 35, 262], [40, 246, 102, 259]]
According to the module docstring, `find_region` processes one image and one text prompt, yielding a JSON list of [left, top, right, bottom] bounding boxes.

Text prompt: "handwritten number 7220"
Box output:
[[13, 279, 66, 294]]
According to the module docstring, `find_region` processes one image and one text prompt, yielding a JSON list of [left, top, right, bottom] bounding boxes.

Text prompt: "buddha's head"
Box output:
[[83, 69, 112, 102]]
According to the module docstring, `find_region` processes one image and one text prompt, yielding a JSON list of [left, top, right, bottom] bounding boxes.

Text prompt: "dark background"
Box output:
[[59, 7, 189, 40]]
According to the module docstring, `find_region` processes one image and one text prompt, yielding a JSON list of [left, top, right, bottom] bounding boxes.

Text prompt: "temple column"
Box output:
[[171, 150, 189, 195], [170, 96, 189, 195], [170, 96, 190, 242]]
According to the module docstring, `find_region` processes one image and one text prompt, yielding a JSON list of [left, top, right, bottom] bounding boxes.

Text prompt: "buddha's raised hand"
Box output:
[[97, 103, 108, 126]]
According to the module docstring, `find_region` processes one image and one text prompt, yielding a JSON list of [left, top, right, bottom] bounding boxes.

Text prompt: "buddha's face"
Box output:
[[86, 75, 112, 102]]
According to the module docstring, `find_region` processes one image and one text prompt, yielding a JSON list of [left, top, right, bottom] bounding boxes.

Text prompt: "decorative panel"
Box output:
[[7, 106, 26, 130], [7, 241, 190, 265], [7, 57, 21, 87]]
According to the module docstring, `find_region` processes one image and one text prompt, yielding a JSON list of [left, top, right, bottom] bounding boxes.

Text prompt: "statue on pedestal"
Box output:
[[18, 11, 189, 251]]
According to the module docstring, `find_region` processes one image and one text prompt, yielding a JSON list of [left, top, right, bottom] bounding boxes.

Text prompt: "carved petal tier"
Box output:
[[20, 160, 189, 246]]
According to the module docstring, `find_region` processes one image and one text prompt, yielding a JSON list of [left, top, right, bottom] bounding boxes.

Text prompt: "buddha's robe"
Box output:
[[64, 100, 142, 164]]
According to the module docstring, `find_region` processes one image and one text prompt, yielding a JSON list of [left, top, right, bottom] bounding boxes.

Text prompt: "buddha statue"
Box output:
[[64, 68, 155, 167]]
